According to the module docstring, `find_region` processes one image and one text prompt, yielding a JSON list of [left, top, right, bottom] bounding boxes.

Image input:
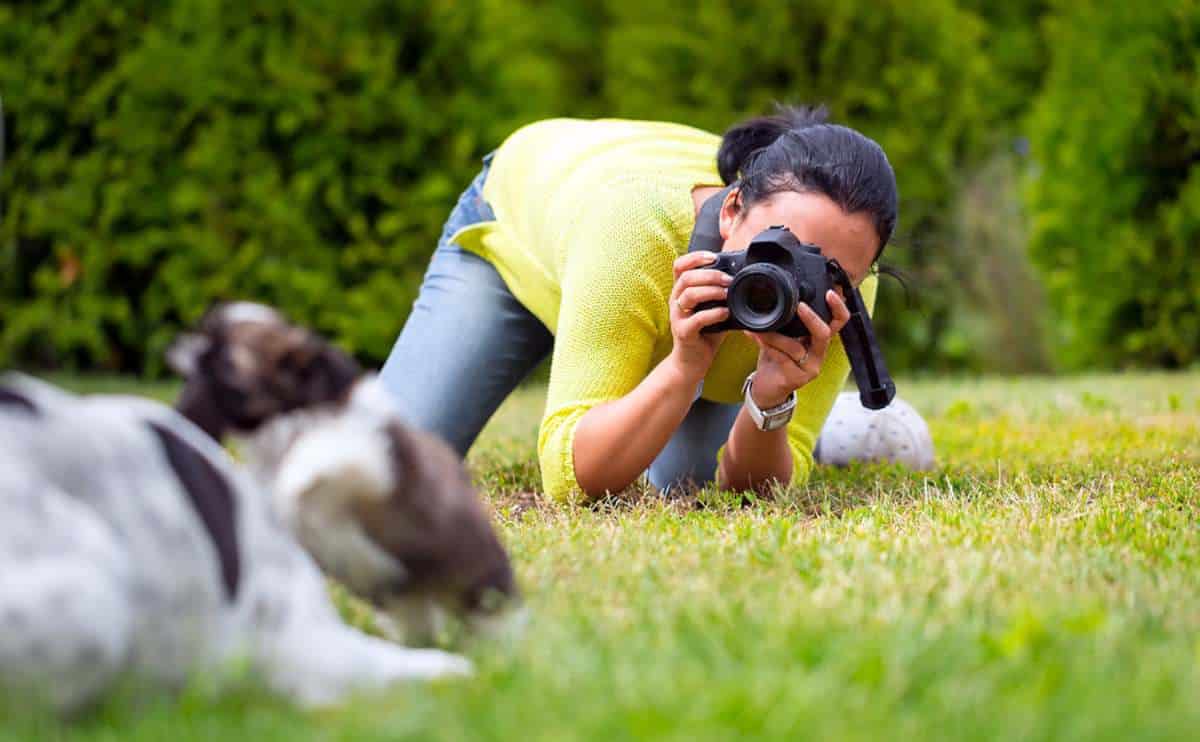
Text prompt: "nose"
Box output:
[[467, 599, 529, 645]]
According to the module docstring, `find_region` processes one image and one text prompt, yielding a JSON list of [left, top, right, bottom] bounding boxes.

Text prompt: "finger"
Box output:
[[744, 331, 787, 355], [796, 302, 833, 351], [743, 330, 771, 351], [673, 251, 720, 280], [827, 290, 851, 334], [754, 331, 813, 361], [677, 306, 729, 337], [760, 345, 817, 385], [672, 271, 732, 303], [676, 285, 727, 313], [672, 268, 733, 297], [750, 332, 815, 376]]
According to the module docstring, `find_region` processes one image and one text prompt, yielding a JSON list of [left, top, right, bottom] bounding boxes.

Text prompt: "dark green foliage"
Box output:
[[0, 0, 516, 372], [0, 0, 1191, 373], [1025, 0, 1200, 369]]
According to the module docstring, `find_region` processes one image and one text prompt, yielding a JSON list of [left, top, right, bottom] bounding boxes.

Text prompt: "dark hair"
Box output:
[[717, 104, 898, 259]]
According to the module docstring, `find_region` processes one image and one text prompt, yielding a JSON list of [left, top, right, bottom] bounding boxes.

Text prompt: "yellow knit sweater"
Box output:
[[451, 118, 877, 501]]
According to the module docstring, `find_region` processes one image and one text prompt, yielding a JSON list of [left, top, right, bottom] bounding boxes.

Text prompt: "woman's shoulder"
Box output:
[[494, 117, 721, 169], [505, 116, 719, 142]]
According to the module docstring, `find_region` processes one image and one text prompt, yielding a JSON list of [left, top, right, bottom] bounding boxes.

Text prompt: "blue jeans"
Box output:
[[379, 156, 740, 492]]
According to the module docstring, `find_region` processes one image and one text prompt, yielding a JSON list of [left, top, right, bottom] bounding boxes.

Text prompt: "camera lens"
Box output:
[[728, 264, 798, 332], [744, 275, 779, 315]]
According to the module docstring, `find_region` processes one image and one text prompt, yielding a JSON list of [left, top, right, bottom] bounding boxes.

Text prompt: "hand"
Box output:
[[743, 290, 852, 408], [668, 251, 732, 383]]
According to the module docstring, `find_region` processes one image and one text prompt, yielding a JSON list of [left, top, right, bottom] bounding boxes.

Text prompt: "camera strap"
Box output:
[[828, 260, 896, 410], [686, 184, 736, 255]]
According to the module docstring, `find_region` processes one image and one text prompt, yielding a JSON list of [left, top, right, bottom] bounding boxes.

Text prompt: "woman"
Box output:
[[380, 105, 931, 501]]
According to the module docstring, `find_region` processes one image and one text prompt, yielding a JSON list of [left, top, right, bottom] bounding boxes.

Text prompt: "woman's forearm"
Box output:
[[572, 353, 701, 496], [717, 407, 793, 493]]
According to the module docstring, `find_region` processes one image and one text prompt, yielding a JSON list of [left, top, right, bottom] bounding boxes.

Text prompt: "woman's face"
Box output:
[[718, 189, 879, 287]]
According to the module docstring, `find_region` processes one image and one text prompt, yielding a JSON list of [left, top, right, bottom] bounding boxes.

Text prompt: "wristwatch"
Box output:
[[742, 372, 796, 431]]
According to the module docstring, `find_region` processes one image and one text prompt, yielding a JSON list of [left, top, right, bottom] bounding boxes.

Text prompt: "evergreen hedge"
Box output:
[[4, 0, 1188, 374], [1025, 0, 1200, 369]]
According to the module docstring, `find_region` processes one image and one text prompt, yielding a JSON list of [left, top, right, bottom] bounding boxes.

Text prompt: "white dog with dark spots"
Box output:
[[0, 373, 476, 715], [167, 302, 521, 646]]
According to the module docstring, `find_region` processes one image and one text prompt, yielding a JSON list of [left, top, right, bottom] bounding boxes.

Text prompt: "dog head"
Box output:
[[167, 302, 362, 441], [168, 302, 522, 640]]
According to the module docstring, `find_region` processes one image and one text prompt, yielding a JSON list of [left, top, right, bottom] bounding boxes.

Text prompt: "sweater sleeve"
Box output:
[[537, 183, 679, 501], [774, 273, 879, 488]]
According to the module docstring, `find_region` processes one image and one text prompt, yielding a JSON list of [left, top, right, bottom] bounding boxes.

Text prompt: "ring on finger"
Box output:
[[673, 298, 691, 315], [788, 348, 810, 367]]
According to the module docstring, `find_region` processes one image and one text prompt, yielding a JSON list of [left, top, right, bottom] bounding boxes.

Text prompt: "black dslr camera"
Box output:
[[698, 225, 839, 338], [687, 187, 896, 409]]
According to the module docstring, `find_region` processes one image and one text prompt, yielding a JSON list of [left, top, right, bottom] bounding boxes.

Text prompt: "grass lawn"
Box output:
[[4, 371, 1199, 740]]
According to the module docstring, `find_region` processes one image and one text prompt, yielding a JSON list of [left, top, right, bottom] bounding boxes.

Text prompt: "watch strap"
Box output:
[[742, 372, 796, 431]]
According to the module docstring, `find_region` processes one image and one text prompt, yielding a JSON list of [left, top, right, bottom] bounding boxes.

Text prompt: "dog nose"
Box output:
[[466, 599, 529, 646]]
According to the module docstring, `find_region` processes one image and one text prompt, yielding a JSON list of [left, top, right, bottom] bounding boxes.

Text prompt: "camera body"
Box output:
[[696, 225, 834, 337]]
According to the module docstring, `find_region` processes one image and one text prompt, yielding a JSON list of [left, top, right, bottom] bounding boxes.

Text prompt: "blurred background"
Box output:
[[0, 0, 1196, 377]]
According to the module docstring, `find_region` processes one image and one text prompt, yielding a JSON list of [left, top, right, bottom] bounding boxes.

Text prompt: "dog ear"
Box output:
[[166, 333, 211, 377], [175, 376, 231, 442], [279, 335, 362, 408]]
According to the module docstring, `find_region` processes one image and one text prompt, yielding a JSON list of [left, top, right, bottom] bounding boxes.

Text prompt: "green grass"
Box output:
[[4, 371, 1200, 740]]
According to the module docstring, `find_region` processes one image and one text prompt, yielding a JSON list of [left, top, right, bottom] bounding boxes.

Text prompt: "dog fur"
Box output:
[[0, 373, 471, 714]]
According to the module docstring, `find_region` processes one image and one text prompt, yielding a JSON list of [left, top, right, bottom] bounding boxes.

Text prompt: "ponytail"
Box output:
[[716, 104, 830, 185]]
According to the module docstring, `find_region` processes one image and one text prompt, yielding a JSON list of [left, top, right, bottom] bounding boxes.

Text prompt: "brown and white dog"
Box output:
[[166, 303, 519, 645]]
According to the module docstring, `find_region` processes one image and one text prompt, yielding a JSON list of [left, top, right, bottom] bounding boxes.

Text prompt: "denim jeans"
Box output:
[[379, 156, 741, 492]]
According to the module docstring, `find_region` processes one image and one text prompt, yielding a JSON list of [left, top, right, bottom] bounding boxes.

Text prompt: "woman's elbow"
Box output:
[[572, 456, 638, 499], [567, 409, 642, 497], [540, 465, 628, 504], [538, 433, 630, 503]]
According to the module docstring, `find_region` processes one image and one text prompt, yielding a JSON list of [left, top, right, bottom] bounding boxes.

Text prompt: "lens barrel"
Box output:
[[728, 264, 798, 332]]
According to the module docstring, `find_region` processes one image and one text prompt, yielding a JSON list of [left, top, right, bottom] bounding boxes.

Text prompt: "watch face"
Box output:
[[763, 411, 792, 431]]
